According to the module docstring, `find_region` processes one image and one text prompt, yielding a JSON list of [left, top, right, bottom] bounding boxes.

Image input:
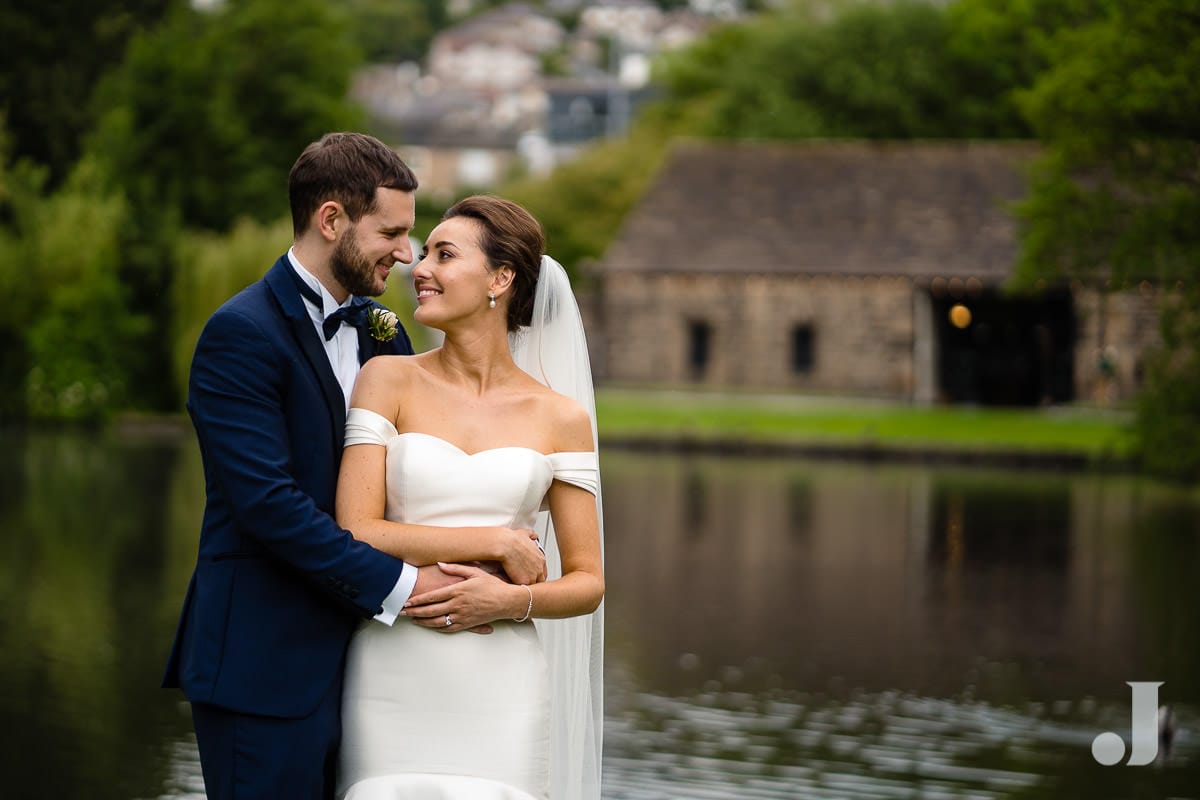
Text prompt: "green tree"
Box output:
[[0, 1, 176, 184], [345, 0, 450, 64], [945, 0, 1111, 131], [1009, 0, 1200, 479], [0, 128, 42, 417], [654, 0, 1029, 140], [0, 156, 148, 421], [170, 216, 294, 401], [65, 0, 369, 414], [91, 0, 364, 233]]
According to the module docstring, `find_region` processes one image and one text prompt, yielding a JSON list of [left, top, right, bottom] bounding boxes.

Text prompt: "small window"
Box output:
[[688, 320, 711, 378], [791, 325, 815, 373]]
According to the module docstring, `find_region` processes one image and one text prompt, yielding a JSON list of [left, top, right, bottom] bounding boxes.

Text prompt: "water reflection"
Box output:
[[0, 432, 1197, 798], [0, 428, 196, 799], [602, 454, 1200, 704], [600, 452, 1200, 797]]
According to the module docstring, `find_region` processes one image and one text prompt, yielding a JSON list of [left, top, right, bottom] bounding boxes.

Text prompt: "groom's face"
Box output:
[[332, 188, 415, 297]]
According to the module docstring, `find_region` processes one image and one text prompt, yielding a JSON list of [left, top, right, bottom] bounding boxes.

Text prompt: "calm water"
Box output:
[[1, 427, 1198, 799]]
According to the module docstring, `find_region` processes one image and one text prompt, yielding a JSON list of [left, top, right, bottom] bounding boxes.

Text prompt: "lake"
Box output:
[[1, 427, 1197, 798]]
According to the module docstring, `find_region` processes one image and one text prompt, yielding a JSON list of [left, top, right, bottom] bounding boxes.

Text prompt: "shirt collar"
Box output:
[[287, 247, 355, 321]]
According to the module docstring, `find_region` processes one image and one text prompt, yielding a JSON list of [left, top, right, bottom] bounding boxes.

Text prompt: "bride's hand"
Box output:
[[496, 528, 546, 586], [402, 562, 530, 633]]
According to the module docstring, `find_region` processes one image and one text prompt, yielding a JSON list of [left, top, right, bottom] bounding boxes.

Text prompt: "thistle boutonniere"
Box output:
[[367, 308, 399, 342]]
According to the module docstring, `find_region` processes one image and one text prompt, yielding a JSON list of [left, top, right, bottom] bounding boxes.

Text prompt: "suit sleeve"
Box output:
[[187, 306, 404, 617]]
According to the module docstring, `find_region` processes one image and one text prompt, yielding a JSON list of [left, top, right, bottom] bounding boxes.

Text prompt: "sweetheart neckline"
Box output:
[[393, 430, 587, 459], [345, 408, 594, 459]]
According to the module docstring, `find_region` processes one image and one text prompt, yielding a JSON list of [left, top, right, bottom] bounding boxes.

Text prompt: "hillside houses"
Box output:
[[353, 1, 722, 198]]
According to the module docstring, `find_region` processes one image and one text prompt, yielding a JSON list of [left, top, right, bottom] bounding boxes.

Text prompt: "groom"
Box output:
[[164, 132, 437, 798]]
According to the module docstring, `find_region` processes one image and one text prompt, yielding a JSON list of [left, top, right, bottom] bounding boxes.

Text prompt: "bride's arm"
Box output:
[[335, 359, 545, 585], [403, 399, 604, 627], [526, 476, 605, 618]]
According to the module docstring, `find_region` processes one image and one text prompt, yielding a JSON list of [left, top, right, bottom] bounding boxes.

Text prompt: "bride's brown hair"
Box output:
[[441, 196, 545, 332]]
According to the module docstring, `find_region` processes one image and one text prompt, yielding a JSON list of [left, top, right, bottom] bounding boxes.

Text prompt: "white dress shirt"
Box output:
[[287, 248, 415, 623]]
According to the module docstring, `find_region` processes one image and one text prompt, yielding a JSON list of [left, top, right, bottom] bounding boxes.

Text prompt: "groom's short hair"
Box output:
[[289, 132, 419, 235]]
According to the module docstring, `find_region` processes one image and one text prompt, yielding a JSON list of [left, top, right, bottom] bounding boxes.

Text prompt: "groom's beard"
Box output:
[[331, 227, 386, 298]]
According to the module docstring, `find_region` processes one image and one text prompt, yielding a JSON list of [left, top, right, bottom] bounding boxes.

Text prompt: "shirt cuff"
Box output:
[[373, 562, 416, 626]]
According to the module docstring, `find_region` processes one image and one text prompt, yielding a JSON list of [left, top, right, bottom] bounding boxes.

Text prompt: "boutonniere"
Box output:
[[367, 308, 399, 342]]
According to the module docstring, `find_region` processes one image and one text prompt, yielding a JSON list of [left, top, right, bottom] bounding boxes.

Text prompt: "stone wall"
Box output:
[[599, 273, 916, 395], [591, 270, 1164, 404], [1073, 287, 1162, 405]]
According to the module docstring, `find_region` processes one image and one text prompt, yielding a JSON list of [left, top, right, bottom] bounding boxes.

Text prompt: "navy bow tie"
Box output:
[[320, 303, 370, 341], [291, 270, 370, 340]]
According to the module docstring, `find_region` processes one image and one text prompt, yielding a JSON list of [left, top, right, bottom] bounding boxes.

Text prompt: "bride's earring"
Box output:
[[488, 290, 496, 309]]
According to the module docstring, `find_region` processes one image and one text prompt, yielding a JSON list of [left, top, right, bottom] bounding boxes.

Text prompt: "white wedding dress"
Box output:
[[336, 407, 600, 800]]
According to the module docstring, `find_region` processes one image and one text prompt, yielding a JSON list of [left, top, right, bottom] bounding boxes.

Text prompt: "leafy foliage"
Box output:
[[1002, 0, 1200, 478], [1135, 287, 1200, 481], [2, 0, 370, 419], [654, 0, 1029, 140], [344, 0, 450, 64], [1013, 0, 1200, 287], [0, 158, 149, 420], [90, 0, 364, 233], [0, 0, 176, 184], [170, 217, 294, 402]]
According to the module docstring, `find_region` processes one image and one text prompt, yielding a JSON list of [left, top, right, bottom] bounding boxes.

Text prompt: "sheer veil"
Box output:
[[509, 255, 603, 800]]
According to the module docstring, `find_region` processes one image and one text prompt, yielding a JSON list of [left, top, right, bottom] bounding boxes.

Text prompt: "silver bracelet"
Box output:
[[512, 584, 533, 623]]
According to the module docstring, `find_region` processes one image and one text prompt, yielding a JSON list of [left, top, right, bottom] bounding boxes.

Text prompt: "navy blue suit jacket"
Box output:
[[163, 255, 415, 719]]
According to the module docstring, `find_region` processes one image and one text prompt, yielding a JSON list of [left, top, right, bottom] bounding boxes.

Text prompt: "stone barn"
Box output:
[[588, 141, 1160, 405]]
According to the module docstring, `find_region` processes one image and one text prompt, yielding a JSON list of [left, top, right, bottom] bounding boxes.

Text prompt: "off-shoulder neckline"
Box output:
[[349, 407, 594, 459]]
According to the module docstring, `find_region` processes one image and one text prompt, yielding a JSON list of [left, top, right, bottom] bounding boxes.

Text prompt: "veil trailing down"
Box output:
[[509, 256, 604, 800]]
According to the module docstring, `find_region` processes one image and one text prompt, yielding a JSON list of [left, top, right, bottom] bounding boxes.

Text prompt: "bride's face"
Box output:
[[413, 216, 499, 329]]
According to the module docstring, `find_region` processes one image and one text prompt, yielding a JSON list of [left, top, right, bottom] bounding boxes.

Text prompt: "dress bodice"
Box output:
[[344, 408, 598, 531], [340, 408, 601, 800]]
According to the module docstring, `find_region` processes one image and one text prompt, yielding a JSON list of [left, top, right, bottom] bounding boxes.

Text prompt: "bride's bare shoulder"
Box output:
[[350, 354, 427, 412], [532, 388, 593, 453], [356, 353, 424, 385]]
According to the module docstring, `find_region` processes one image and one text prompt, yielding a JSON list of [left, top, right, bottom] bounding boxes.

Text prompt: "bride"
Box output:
[[333, 196, 605, 800]]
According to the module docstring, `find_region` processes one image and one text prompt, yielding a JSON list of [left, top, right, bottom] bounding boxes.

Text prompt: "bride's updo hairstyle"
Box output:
[[441, 195, 544, 333]]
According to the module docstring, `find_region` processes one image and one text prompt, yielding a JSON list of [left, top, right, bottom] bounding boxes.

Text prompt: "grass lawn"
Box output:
[[595, 388, 1137, 459]]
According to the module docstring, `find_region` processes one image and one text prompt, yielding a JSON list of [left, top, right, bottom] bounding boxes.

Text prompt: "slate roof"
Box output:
[[599, 140, 1039, 280]]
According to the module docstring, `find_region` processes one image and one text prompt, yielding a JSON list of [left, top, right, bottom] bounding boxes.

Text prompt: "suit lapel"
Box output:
[[357, 300, 417, 360], [354, 300, 377, 366], [264, 257, 347, 448]]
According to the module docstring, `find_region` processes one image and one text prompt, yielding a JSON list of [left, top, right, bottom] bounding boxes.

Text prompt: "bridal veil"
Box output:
[[509, 255, 604, 800]]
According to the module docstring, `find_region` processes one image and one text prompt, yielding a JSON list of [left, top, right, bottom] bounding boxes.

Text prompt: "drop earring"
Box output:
[[488, 290, 496, 309]]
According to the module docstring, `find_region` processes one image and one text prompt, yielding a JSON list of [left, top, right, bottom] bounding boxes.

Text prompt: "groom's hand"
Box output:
[[411, 563, 465, 597]]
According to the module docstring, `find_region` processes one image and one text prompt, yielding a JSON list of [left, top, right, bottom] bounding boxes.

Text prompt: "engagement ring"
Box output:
[[445, 615, 452, 627]]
